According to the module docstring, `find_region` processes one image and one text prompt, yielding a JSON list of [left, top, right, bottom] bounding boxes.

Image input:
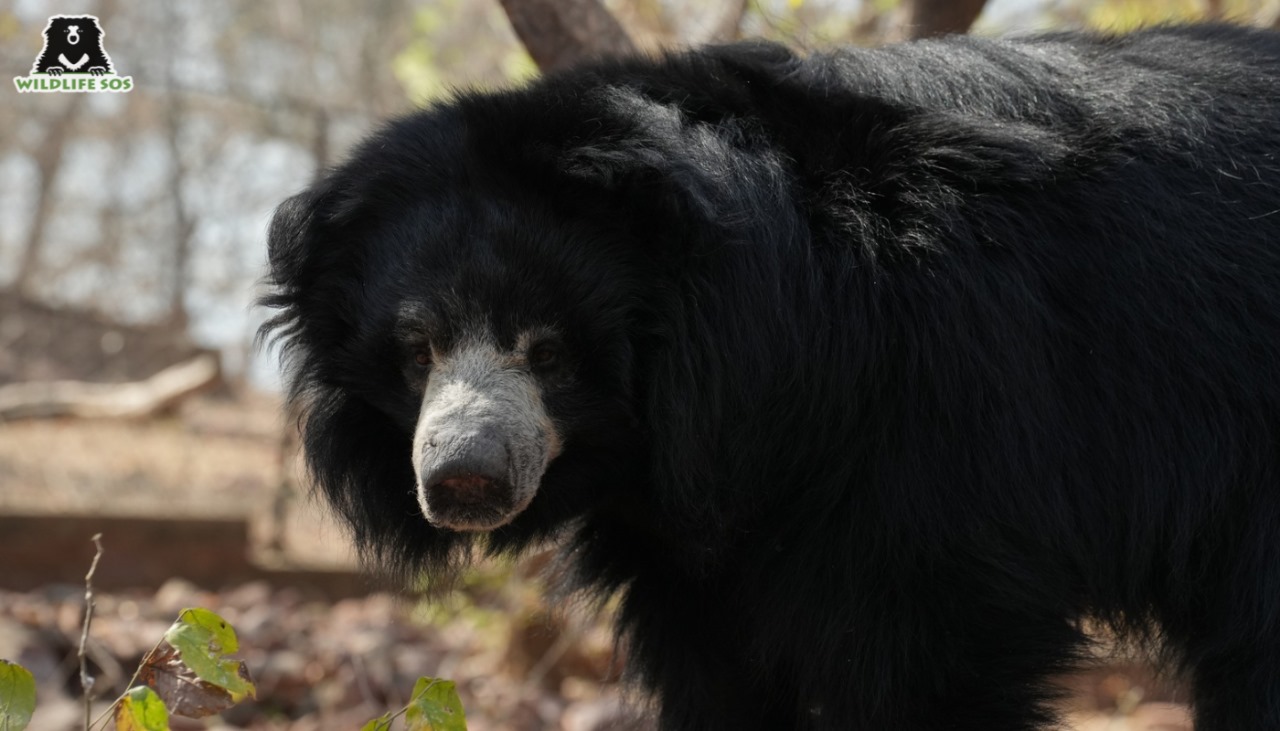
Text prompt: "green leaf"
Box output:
[[163, 609, 255, 701], [0, 660, 36, 731], [115, 687, 170, 731], [360, 713, 395, 731], [404, 677, 467, 731], [167, 608, 239, 653]]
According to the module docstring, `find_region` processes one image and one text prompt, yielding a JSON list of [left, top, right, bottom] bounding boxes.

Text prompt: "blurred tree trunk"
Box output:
[[14, 96, 84, 295], [497, 0, 636, 72], [892, 0, 988, 40], [162, 8, 194, 330], [15, 0, 118, 296], [162, 112, 194, 331], [709, 0, 749, 43]]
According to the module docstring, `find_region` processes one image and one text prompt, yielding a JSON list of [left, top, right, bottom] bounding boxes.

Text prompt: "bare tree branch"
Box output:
[[496, 0, 637, 72]]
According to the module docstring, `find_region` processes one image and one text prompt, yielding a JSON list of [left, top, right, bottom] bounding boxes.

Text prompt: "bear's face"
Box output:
[[268, 160, 652, 535], [266, 87, 762, 546], [387, 215, 639, 532]]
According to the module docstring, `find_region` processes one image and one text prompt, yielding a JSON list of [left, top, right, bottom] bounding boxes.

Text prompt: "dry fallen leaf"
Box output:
[[137, 643, 252, 719]]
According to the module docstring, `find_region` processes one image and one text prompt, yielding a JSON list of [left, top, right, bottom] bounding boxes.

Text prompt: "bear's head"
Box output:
[[261, 50, 800, 575]]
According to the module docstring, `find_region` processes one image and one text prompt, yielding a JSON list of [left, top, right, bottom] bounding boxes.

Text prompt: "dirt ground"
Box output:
[[0, 332, 1198, 731], [0, 390, 646, 730], [0, 387, 1195, 730]]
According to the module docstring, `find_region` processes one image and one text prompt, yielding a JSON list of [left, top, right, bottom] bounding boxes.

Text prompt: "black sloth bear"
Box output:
[[33, 15, 113, 77], [263, 24, 1280, 731]]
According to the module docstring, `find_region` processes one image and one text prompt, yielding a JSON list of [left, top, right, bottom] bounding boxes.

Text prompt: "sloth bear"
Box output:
[[263, 24, 1280, 731], [33, 15, 113, 77]]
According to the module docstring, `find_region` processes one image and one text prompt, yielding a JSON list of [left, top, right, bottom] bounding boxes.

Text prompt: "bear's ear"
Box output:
[[481, 82, 788, 243], [264, 185, 338, 307], [549, 87, 794, 241], [259, 178, 363, 356], [264, 171, 380, 298]]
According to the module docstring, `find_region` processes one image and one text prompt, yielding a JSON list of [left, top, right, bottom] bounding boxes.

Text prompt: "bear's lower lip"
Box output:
[[423, 506, 515, 531]]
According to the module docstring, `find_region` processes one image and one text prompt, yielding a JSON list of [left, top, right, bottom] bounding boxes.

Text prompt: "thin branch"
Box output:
[[524, 624, 579, 689], [79, 533, 105, 731]]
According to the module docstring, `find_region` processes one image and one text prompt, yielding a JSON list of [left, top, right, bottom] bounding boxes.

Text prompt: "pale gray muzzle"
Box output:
[[411, 334, 560, 531]]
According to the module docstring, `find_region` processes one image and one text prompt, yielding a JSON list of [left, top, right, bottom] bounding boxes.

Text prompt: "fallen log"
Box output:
[[0, 353, 220, 421]]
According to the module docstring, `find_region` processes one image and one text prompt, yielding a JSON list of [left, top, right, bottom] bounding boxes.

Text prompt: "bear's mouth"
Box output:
[[420, 473, 518, 531]]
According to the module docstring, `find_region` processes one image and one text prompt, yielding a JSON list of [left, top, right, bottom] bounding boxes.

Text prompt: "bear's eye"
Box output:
[[527, 342, 561, 371], [411, 349, 432, 369]]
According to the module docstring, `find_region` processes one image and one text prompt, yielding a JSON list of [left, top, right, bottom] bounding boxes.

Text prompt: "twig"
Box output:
[[523, 624, 580, 691], [88, 632, 170, 731], [380, 679, 437, 728], [79, 533, 104, 731], [350, 652, 379, 715]]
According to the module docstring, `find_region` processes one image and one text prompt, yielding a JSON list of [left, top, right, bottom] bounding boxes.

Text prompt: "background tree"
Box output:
[[3, 0, 1277, 387], [497, 0, 636, 71], [891, 0, 989, 39]]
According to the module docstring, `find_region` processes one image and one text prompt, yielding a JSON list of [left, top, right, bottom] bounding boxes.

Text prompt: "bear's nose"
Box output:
[[414, 430, 504, 491], [67, 26, 80, 44], [419, 442, 509, 497], [428, 472, 504, 507], [417, 443, 516, 530]]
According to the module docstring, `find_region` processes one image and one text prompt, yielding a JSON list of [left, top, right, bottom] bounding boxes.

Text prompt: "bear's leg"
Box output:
[[645, 645, 790, 730], [842, 605, 1087, 731], [620, 575, 793, 730], [756, 577, 1089, 731]]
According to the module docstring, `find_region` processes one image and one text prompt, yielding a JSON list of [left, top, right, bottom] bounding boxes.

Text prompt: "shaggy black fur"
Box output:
[[263, 25, 1280, 730], [32, 15, 113, 77]]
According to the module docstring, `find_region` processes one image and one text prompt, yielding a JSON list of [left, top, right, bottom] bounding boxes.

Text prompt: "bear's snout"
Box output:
[[417, 428, 516, 530], [409, 335, 561, 532]]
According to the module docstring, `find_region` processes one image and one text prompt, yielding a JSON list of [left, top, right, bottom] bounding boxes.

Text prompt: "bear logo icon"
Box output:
[[32, 15, 114, 77]]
